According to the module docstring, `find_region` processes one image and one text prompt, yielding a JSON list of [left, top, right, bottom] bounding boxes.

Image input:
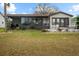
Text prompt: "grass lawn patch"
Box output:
[[0, 30, 79, 56]]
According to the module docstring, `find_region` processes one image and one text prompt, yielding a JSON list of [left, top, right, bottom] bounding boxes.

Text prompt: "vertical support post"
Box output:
[[41, 17, 43, 29], [49, 16, 52, 29]]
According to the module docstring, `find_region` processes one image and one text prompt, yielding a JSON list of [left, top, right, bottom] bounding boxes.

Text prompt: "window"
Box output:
[[2, 22, 4, 24], [43, 19, 46, 24], [57, 19, 60, 23], [52, 19, 55, 23], [28, 18, 32, 22], [35, 18, 39, 24], [43, 18, 49, 25], [32, 18, 36, 23], [61, 19, 64, 23], [21, 17, 30, 25], [59, 18, 69, 27], [64, 18, 69, 27], [59, 18, 64, 27]]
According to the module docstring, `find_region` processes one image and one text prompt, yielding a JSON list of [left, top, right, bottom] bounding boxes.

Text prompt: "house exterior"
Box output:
[[0, 11, 74, 31], [0, 13, 5, 28]]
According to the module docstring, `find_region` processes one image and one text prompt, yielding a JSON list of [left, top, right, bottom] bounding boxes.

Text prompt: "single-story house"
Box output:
[[0, 11, 74, 31]]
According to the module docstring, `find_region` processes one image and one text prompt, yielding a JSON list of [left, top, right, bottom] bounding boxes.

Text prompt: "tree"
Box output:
[[35, 3, 59, 15], [4, 3, 10, 31], [76, 16, 79, 29], [72, 15, 79, 29]]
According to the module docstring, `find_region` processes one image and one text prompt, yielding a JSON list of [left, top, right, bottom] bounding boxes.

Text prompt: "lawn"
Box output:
[[0, 30, 79, 56]]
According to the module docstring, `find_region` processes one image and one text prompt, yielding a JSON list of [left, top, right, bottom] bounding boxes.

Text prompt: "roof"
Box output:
[[7, 11, 73, 17], [50, 11, 73, 17], [7, 14, 49, 17]]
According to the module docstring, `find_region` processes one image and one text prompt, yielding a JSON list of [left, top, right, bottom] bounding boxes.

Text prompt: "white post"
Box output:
[[49, 17, 52, 29], [69, 17, 73, 31]]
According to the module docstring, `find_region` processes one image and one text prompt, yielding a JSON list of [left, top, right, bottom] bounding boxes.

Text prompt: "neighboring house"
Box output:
[[1, 11, 74, 31], [0, 13, 5, 28]]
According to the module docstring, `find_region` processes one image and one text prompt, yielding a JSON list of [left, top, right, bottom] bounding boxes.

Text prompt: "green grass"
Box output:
[[0, 28, 5, 32], [0, 30, 79, 56]]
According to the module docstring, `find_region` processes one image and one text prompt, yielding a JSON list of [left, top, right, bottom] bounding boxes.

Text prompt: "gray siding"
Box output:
[[0, 14, 5, 28]]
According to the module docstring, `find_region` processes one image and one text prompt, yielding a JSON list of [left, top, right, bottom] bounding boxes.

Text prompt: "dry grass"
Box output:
[[0, 30, 79, 56]]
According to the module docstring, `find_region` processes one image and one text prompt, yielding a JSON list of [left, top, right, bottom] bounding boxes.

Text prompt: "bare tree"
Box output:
[[35, 3, 59, 15]]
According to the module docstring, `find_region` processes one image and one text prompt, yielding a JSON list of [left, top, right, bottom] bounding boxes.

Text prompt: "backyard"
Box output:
[[0, 30, 79, 56]]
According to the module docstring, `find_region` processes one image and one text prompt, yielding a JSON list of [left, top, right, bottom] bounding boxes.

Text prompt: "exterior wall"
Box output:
[[50, 13, 72, 31], [0, 14, 5, 28]]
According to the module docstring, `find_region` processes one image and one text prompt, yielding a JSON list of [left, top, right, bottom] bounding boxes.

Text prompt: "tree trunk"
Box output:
[[4, 3, 8, 32]]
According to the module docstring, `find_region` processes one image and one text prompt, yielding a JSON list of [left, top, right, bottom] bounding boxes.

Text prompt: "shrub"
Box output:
[[41, 29, 49, 32]]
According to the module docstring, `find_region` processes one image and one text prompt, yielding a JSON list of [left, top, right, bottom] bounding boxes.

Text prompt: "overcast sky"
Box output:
[[0, 3, 79, 16]]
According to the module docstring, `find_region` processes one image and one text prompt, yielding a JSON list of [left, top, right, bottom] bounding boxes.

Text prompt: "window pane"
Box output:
[[57, 18, 59, 23], [61, 19, 64, 23], [53, 19, 55, 22]]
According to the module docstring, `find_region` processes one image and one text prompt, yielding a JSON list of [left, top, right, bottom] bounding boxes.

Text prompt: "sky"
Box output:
[[0, 3, 79, 16]]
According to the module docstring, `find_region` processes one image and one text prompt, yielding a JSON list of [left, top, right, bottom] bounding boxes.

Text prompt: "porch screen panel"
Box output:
[[60, 18, 64, 27], [21, 17, 26, 24], [64, 18, 69, 27], [59, 18, 69, 27], [43, 18, 49, 25]]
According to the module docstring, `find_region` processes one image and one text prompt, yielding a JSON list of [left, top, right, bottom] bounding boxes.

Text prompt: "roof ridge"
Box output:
[[50, 11, 73, 17]]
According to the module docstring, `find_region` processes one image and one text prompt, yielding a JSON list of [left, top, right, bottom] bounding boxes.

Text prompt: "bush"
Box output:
[[41, 29, 49, 32], [0, 28, 5, 32]]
